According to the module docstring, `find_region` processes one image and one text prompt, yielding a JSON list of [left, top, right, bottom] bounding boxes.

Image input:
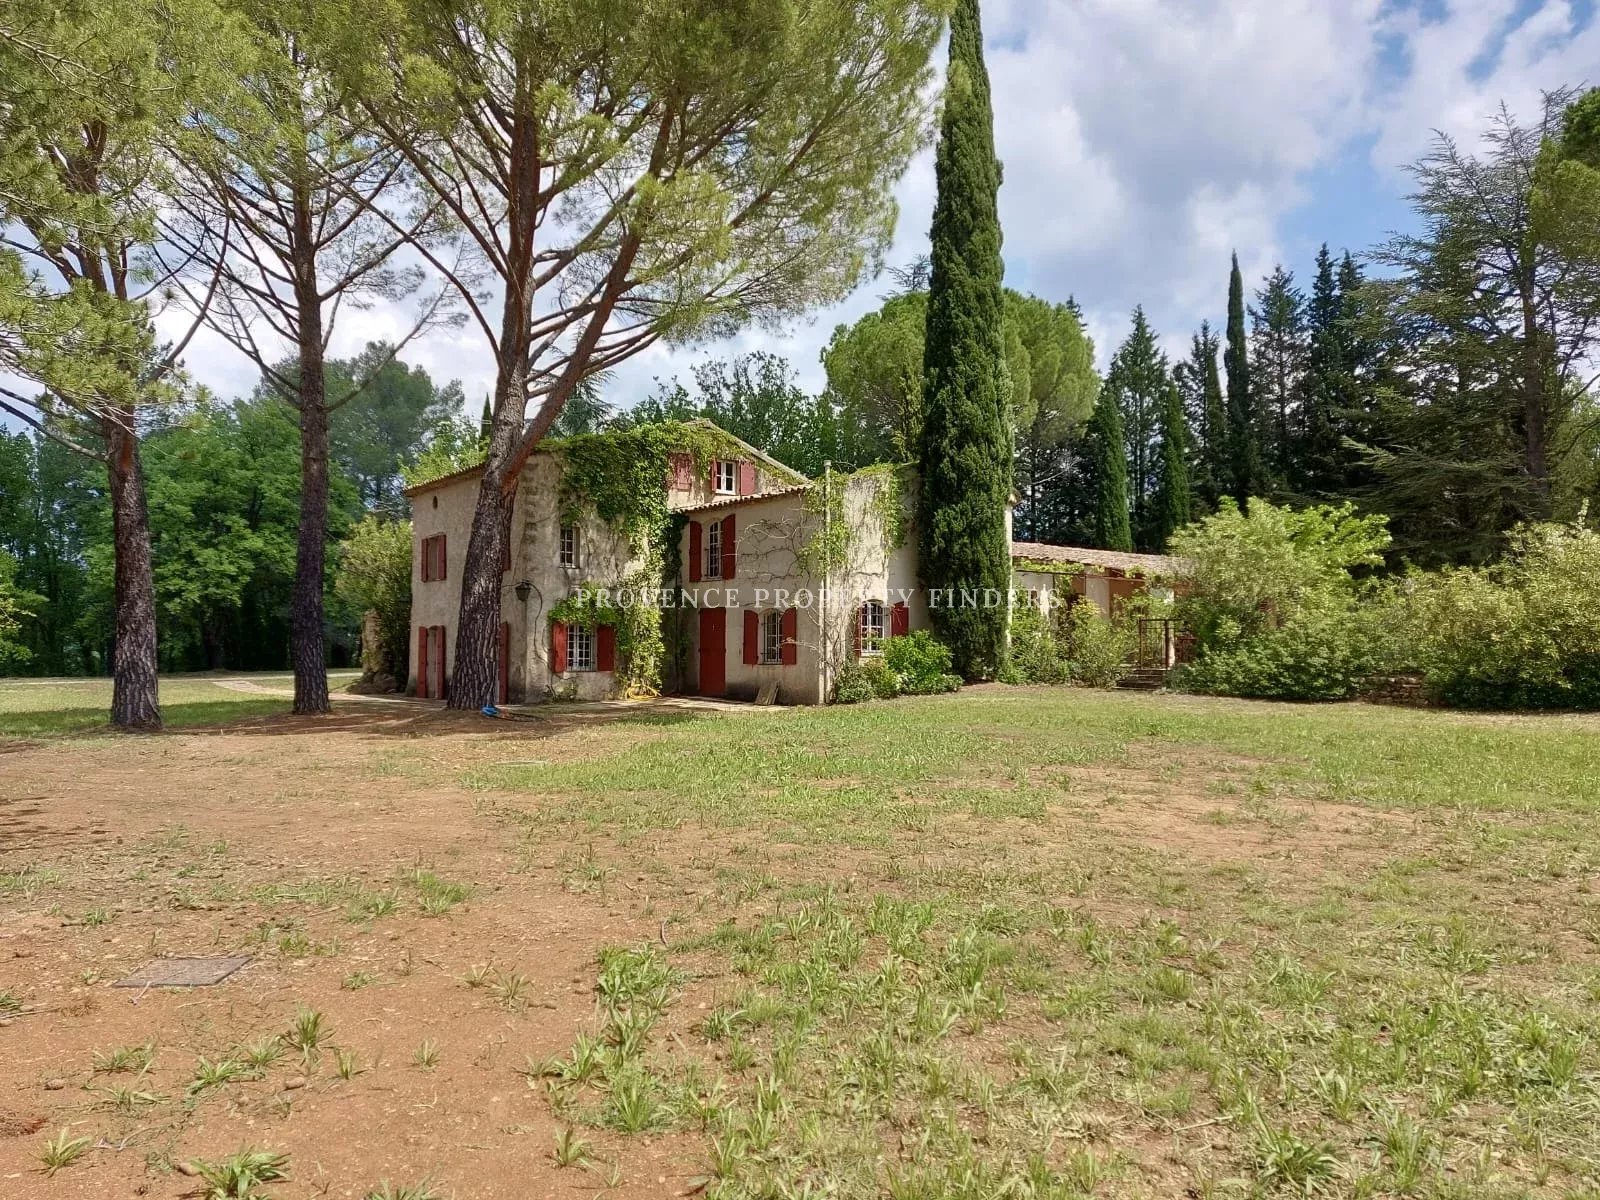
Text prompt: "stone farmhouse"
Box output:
[[404, 420, 1176, 705]]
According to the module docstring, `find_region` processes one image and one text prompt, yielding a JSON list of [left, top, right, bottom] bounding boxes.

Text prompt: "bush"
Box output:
[[1396, 520, 1600, 709], [1172, 604, 1383, 701], [1008, 605, 1069, 684], [1169, 499, 1392, 702], [833, 633, 960, 703], [1059, 603, 1135, 688], [882, 631, 962, 695]]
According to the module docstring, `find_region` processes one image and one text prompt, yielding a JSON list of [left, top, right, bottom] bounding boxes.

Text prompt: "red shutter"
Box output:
[[550, 620, 567, 675], [852, 605, 863, 659], [420, 537, 431, 583], [688, 521, 703, 583], [436, 535, 447, 581], [669, 453, 693, 490], [431, 626, 446, 699], [721, 514, 736, 581], [781, 608, 798, 666], [597, 624, 616, 672], [891, 601, 909, 638], [497, 622, 510, 703], [742, 609, 759, 665], [738, 461, 757, 496], [707, 463, 718, 492], [417, 626, 429, 695]]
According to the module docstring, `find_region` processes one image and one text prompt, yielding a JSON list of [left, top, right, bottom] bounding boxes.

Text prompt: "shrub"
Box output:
[[1008, 605, 1069, 684], [833, 634, 959, 704], [1396, 520, 1600, 709], [882, 631, 962, 695], [1169, 499, 1392, 701], [334, 518, 412, 684]]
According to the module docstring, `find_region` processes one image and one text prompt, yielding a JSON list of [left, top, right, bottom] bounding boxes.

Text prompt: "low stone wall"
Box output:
[[1359, 672, 1432, 707]]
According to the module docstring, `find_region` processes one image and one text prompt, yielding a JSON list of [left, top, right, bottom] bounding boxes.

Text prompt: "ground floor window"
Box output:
[[859, 600, 885, 655], [761, 610, 785, 664], [567, 624, 595, 671]]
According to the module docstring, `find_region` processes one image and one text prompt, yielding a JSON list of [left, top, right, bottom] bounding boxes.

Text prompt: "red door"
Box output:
[[429, 626, 446, 700], [698, 608, 726, 696]]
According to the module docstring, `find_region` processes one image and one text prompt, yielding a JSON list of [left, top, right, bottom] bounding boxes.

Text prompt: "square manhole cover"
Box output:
[[112, 956, 251, 988]]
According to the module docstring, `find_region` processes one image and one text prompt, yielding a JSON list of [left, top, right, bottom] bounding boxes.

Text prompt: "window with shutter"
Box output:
[[704, 519, 722, 579], [688, 521, 703, 583], [737, 461, 757, 495], [712, 459, 737, 494], [596, 625, 616, 672], [760, 611, 784, 664], [890, 601, 909, 639], [550, 620, 568, 675], [859, 600, 886, 655]]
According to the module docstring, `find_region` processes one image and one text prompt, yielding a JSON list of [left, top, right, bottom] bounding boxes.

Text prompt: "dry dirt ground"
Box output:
[[0, 706, 712, 1200]]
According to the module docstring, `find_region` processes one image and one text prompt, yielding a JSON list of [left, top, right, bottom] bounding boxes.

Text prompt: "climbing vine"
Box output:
[[797, 463, 912, 577]]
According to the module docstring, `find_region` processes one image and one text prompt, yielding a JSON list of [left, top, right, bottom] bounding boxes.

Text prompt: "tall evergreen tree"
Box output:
[[1103, 307, 1168, 549], [1150, 381, 1193, 549], [1081, 388, 1132, 552], [1250, 264, 1307, 486], [1224, 253, 1261, 503], [1174, 322, 1227, 511], [1298, 244, 1344, 496], [917, 0, 1011, 680]]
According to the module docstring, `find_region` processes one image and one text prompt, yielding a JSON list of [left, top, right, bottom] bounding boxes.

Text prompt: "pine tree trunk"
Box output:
[[291, 388, 330, 714], [104, 408, 161, 731], [289, 178, 331, 716]]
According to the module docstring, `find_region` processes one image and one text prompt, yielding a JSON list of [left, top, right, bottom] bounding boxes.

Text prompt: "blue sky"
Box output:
[[143, 0, 1600, 412]]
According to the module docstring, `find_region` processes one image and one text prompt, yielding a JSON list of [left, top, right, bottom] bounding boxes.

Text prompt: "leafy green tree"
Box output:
[[357, 0, 948, 708], [1250, 264, 1307, 487], [1364, 94, 1600, 563], [1297, 245, 1347, 497], [917, 0, 1011, 680], [165, 1, 456, 715], [400, 412, 488, 489], [0, 0, 228, 727], [326, 346, 466, 513], [1224, 253, 1262, 504], [823, 292, 929, 466], [0, 551, 39, 671], [1081, 387, 1133, 552], [334, 516, 412, 685], [672, 353, 838, 478], [550, 378, 616, 439], [1102, 308, 1169, 549], [1011, 295, 1099, 541], [1174, 322, 1228, 511], [1150, 381, 1193, 550]]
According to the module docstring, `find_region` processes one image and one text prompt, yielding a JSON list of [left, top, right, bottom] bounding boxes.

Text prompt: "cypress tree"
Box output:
[[1150, 381, 1193, 548], [1224, 253, 1261, 503], [1103, 307, 1167, 549], [1299, 244, 1343, 496], [1082, 387, 1132, 552], [917, 0, 1010, 680]]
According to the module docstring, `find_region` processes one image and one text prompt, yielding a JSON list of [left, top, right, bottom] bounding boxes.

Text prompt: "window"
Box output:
[[859, 600, 886, 655], [761, 611, 785, 665], [559, 524, 578, 568], [566, 624, 595, 671], [421, 534, 446, 582], [713, 459, 737, 494], [705, 518, 723, 579]]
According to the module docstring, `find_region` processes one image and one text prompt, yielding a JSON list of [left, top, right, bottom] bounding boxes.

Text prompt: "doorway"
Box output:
[[697, 607, 726, 696]]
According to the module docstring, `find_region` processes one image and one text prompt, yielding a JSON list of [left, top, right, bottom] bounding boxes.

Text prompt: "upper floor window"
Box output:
[[859, 600, 885, 655], [713, 459, 737, 495], [567, 624, 595, 671], [705, 518, 723, 579], [761, 610, 785, 665], [559, 524, 578, 569], [420, 533, 447, 582]]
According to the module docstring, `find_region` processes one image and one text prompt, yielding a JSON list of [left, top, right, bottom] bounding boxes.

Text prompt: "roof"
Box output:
[[674, 482, 813, 515], [1011, 541, 1183, 576], [401, 417, 809, 500]]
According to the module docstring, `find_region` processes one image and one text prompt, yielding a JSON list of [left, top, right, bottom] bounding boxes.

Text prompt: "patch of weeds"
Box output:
[[364, 1183, 442, 1200], [413, 1039, 440, 1071], [38, 1129, 93, 1175], [188, 1056, 259, 1096], [1251, 1118, 1340, 1193], [189, 1148, 290, 1199], [93, 1041, 155, 1074], [403, 867, 468, 917], [347, 889, 399, 923], [341, 970, 376, 992], [284, 1007, 330, 1061], [98, 1085, 163, 1114], [333, 1047, 363, 1081], [492, 968, 530, 1010], [77, 906, 111, 927], [0, 988, 22, 1014], [238, 1035, 284, 1070], [551, 1127, 590, 1168]]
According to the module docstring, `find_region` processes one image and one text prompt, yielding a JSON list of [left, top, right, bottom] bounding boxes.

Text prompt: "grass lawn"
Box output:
[[0, 670, 362, 738], [2, 686, 1598, 1198]]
